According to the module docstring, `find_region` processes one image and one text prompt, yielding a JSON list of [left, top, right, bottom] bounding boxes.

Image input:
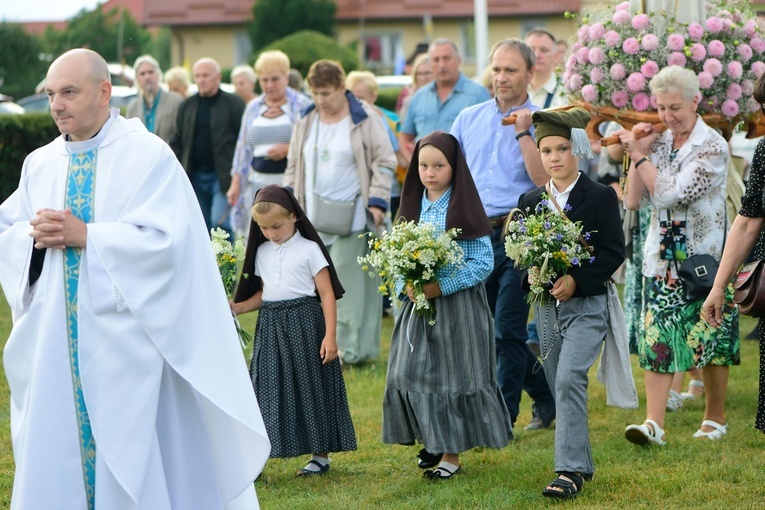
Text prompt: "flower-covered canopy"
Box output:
[[564, 0, 765, 120]]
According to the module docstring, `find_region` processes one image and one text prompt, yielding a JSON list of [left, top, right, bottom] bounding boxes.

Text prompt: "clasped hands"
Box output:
[[29, 208, 87, 249]]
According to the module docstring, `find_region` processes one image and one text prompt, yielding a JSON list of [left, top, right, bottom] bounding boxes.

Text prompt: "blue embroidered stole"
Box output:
[[64, 150, 97, 509]]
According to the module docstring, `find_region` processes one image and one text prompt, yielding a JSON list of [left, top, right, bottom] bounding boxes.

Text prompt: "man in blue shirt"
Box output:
[[399, 38, 490, 165], [451, 38, 556, 434]]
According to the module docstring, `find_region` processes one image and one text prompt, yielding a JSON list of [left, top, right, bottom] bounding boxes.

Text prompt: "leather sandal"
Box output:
[[416, 448, 443, 469], [296, 459, 330, 477], [423, 465, 461, 480], [542, 472, 586, 499], [625, 419, 666, 446], [693, 419, 727, 440]]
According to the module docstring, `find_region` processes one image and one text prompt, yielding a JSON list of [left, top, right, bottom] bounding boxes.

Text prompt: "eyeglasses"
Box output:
[[416, 71, 433, 77]]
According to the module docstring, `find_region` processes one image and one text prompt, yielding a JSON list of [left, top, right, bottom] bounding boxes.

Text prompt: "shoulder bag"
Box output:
[[667, 209, 720, 302], [733, 259, 765, 317]]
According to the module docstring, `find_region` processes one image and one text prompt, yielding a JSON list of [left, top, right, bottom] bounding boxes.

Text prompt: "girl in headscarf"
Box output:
[[231, 185, 356, 477], [381, 131, 512, 480]]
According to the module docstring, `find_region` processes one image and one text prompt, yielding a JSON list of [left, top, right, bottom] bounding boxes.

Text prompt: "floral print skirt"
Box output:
[[637, 274, 740, 373]]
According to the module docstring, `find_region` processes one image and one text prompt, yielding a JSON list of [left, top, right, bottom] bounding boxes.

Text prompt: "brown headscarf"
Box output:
[[397, 130, 492, 239], [233, 185, 345, 303]]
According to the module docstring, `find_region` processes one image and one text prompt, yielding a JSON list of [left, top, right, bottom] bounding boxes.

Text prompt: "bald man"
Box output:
[[171, 58, 245, 239], [0, 48, 269, 509]]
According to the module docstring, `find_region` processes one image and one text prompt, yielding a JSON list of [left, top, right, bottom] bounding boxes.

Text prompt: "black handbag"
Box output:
[[666, 209, 721, 302]]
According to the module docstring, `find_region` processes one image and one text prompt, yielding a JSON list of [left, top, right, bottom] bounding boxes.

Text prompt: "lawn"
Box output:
[[0, 291, 763, 508]]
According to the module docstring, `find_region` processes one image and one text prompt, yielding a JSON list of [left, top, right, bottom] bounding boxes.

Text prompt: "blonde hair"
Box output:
[[231, 65, 257, 83], [254, 50, 290, 76], [345, 70, 378, 96], [164, 66, 189, 87], [252, 201, 293, 220]]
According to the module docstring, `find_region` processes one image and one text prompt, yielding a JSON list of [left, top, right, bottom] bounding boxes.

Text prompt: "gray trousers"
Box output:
[[535, 294, 608, 476]]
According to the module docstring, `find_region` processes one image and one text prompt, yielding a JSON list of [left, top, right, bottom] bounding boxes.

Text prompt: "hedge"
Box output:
[[0, 113, 59, 202]]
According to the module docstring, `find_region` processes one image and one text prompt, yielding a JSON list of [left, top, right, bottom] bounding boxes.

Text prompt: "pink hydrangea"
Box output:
[[707, 40, 726, 58], [632, 14, 651, 31], [582, 85, 599, 103], [706, 17, 724, 33], [589, 23, 606, 41], [688, 22, 704, 41], [727, 61, 743, 80], [667, 52, 688, 67], [703, 58, 723, 77], [697, 71, 714, 89], [690, 43, 707, 62], [744, 20, 757, 37], [641, 60, 659, 78], [632, 93, 651, 112], [565, 55, 578, 72], [742, 80, 755, 95], [667, 33, 685, 51], [622, 37, 640, 55], [641, 34, 660, 51], [626, 72, 646, 92], [590, 67, 605, 84], [737, 44, 753, 62], [726, 83, 742, 101], [721, 99, 740, 118], [747, 97, 761, 113], [723, 19, 734, 31], [566, 73, 584, 91], [612, 10, 630, 25], [577, 25, 590, 43], [752, 61, 765, 78], [611, 90, 629, 108], [577, 47, 590, 64], [604, 30, 621, 47], [615, 1, 629, 11], [610, 63, 626, 80], [589, 47, 606, 65], [751, 38, 765, 54]]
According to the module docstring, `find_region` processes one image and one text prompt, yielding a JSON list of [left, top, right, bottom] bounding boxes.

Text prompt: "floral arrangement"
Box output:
[[563, 0, 765, 120], [211, 227, 252, 346], [358, 220, 464, 325], [504, 197, 594, 305]]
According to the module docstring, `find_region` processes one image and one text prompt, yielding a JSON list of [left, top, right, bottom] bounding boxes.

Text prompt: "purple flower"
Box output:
[[612, 10, 630, 25], [590, 67, 605, 84], [742, 80, 755, 95], [690, 43, 707, 62], [744, 20, 757, 37], [557, 234, 563, 241], [641, 60, 659, 78], [589, 22, 606, 40], [688, 22, 704, 41], [751, 38, 765, 54], [544, 221, 552, 229], [589, 47, 606, 65], [589, 256, 596, 264], [584, 232, 591, 240], [564, 204, 572, 211], [626, 72, 646, 92], [737, 44, 753, 62], [667, 52, 688, 67], [721, 99, 740, 118], [604, 30, 621, 47], [752, 61, 765, 78], [703, 58, 723, 77], [612, 91, 629, 108], [566, 73, 583, 92], [576, 47, 590, 64], [727, 61, 743, 80], [632, 14, 651, 31], [610, 63, 626, 80], [641, 34, 660, 51], [697, 71, 714, 89], [726, 83, 742, 101], [622, 37, 640, 55], [582, 84, 599, 103], [707, 39, 726, 58], [706, 16, 724, 33], [632, 93, 651, 112], [723, 18, 734, 31], [667, 33, 685, 51], [571, 257, 580, 265], [578, 25, 591, 43]]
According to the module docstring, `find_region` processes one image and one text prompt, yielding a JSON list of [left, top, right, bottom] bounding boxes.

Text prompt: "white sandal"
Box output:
[[693, 420, 727, 440], [666, 389, 684, 411], [625, 419, 666, 446], [680, 379, 705, 400]]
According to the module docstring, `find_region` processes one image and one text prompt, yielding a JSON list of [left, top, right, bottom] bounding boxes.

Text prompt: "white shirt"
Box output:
[[256, 230, 329, 301], [548, 172, 582, 212]]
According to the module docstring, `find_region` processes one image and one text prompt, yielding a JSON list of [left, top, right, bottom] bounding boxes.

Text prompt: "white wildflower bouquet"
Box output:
[[504, 197, 594, 305], [211, 227, 252, 346], [358, 220, 464, 325]]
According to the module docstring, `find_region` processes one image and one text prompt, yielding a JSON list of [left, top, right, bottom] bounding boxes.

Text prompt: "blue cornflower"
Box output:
[[584, 232, 591, 240], [589, 256, 596, 263], [544, 221, 551, 229], [571, 257, 580, 265]]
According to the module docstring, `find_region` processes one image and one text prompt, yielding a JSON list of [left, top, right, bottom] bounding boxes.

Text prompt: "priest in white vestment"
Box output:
[[0, 49, 270, 509]]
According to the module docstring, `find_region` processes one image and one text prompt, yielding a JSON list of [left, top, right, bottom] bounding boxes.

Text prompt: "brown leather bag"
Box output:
[[733, 259, 765, 317]]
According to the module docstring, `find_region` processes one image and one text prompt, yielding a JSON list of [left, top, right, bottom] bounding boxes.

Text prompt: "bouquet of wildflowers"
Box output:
[[504, 196, 594, 305], [563, 0, 765, 120], [358, 220, 464, 325], [211, 227, 252, 346]]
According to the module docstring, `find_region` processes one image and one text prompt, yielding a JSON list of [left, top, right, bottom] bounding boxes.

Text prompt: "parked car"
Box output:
[[375, 75, 412, 90], [0, 94, 25, 114], [17, 85, 137, 112]]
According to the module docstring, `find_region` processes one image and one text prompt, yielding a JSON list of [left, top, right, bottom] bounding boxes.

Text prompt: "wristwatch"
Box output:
[[515, 130, 531, 141], [634, 156, 651, 168]]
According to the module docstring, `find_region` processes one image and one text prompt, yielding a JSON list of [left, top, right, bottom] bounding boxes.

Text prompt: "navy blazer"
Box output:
[[517, 172, 626, 297]]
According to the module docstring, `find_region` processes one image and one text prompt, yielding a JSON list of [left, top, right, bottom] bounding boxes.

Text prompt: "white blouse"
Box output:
[[255, 230, 329, 301]]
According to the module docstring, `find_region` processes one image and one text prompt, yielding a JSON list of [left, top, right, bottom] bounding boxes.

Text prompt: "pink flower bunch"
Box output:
[[564, 0, 765, 120]]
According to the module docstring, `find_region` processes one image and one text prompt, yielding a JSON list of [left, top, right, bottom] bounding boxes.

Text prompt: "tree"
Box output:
[[41, 6, 150, 65], [0, 23, 48, 99], [248, 0, 337, 51], [251, 30, 358, 80]]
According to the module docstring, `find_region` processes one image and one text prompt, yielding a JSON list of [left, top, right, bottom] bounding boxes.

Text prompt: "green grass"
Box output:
[[1, 291, 764, 508]]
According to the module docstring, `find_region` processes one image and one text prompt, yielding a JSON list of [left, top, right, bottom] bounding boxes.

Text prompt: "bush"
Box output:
[[0, 113, 59, 202], [376, 89, 401, 113], [251, 30, 358, 81]]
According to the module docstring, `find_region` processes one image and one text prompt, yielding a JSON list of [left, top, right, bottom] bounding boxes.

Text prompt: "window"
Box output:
[[460, 21, 476, 63], [362, 33, 403, 74]]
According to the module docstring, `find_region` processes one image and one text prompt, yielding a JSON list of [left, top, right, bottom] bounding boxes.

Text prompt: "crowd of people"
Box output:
[[1, 19, 764, 507]]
